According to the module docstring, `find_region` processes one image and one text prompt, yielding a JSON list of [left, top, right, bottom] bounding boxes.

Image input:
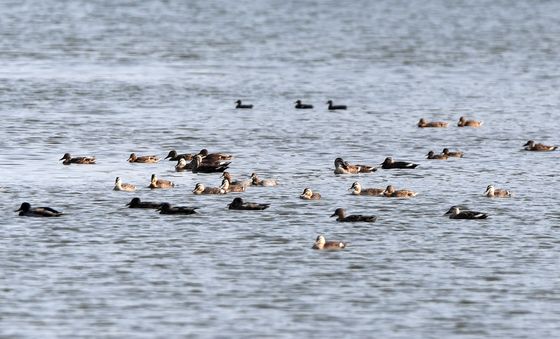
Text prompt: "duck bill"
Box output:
[[443, 211, 451, 216], [329, 213, 336, 217], [483, 189, 491, 195], [523, 141, 531, 146], [14, 207, 22, 212]]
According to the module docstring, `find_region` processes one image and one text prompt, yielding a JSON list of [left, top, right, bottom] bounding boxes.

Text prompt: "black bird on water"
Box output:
[[295, 100, 313, 109], [326, 100, 347, 110], [235, 100, 253, 109]]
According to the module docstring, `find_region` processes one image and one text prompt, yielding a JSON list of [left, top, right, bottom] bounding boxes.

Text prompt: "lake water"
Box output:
[[1, 0, 559, 338]]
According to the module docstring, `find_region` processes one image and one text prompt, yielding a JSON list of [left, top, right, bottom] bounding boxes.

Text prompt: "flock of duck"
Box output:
[[15, 103, 558, 251]]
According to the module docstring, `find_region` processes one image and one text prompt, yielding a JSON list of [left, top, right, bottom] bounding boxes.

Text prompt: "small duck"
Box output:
[[326, 100, 347, 110], [300, 188, 321, 200], [221, 171, 251, 187], [457, 116, 483, 127], [157, 202, 198, 215], [444, 206, 488, 219], [349, 182, 384, 196], [149, 174, 174, 189], [113, 177, 136, 192], [190, 155, 230, 173], [192, 183, 226, 195], [330, 208, 377, 222], [484, 185, 512, 198], [417, 118, 448, 128], [228, 197, 270, 210], [251, 172, 278, 186], [383, 185, 417, 198], [59, 153, 96, 165], [442, 148, 464, 158], [312, 235, 346, 250], [175, 158, 192, 172], [295, 100, 313, 109], [198, 149, 233, 161], [381, 157, 419, 169], [523, 140, 557, 152], [164, 150, 193, 161], [220, 178, 246, 193], [426, 151, 448, 160], [235, 100, 253, 109], [15, 202, 63, 217], [334, 158, 377, 174], [126, 197, 162, 209], [128, 153, 160, 163]]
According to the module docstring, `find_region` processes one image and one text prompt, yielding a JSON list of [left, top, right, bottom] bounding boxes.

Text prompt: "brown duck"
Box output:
[[128, 153, 160, 163], [59, 153, 96, 165], [417, 118, 448, 128]]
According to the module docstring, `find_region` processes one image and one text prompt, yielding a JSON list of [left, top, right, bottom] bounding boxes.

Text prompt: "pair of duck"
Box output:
[[426, 148, 464, 159], [417, 116, 483, 128], [126, 197, 268, 211], [349, 182, 417, 197], [294, 100, 347, 110], [334, 157, 418, 174]]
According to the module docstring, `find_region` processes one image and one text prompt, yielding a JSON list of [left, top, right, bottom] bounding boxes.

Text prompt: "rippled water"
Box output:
[[1, 0, 560, 337]]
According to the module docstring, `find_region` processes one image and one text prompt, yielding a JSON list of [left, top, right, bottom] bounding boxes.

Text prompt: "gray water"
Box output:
[[1, 0, 560, 338]]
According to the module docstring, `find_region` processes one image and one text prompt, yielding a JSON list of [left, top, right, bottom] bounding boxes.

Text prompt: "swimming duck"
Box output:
[[326, 100, 347, 110], [312, 235, 346, 250], [349, 182, 384, 196], [157, 202, 198, 215], [126, 197, 162, 209], [190, 155, 230, 173], [330, 208, 377, 222], [175, 158, 190, 172], [417, 118, 448, 128], [192, 183, 226, 195], [334, 158, 377, 174], [251, 173, 278, 186], [149, 174, 174, 189], [523, 140, 557, 152], [383, 185, 417, 198], [295, 100, 313, 109], [426, 151, 448, 160], [442, 148, 464, 158], [300, 188, 321, 200], [113, 177, 136, 191], [381, 157, 419, 169], [457, 116, 483, 127], [198, 149, 233, 161], [220, 178, 246, 193], [164, 150, 194, 161], [228, 197, 269, 210], [444, 206, 488, 219], [128, 153, 160, 163], [15, 202, 63, 217], [484, 185, 512, 198], [235, 100, 253, 109], [59, 153, 96, 165], [221, 171, 251, 187]]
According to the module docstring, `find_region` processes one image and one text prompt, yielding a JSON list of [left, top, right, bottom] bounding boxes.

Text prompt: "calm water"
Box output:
[[1, 0, 560, 338]]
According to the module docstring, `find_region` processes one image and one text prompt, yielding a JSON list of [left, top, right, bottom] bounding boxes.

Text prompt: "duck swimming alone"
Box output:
[[15, 202, 63, 217], [457, 116, 483, 127], [417, 118, 448, 128], [251, 173, 278, 186], [165, 150, 194, 161], [235, 100, 253, 109], [312, 235, 346, 250], [326, 100, 347, 110], [157, 202, 198, 215], [442, 148, 464, 158], [381, 157, 419, 169], [426, 151, 449, 160], [349, 182, 384, 196], [113, 177, 136, 191], [149, 174, 174, 189], [228, 197, 270, 210], [59, 153, 96, 165], [334, 158, 377, 174], [192, 183, 226, 195], [300, 188, 321, 200], [295, 100, 313, 109], [126, 197, 162, 209], [128, 153, 159, 163], [484, 185, 512, 198], [330, 208, 377, 222], [383, 185, 417, 198], [523, 140, 557, 151], [444, 206, 488, 219]]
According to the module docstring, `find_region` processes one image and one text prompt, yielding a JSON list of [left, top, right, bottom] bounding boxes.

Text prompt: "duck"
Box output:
[[383, 185, 417, 198], [381, 157, 419, 169], [294, 100, 313, 109], [221, 171, 251, 187], [164, 150, 194, 161], [334, 158, 377, 174], [235, 100, 253, 109], [444, 206, 488, 219], [192, 183, 226, 195], [198, 149, 233, 161], [157, 202, 198, 215], [300, 188, 321, 200], [15, 202, 63, 217], [349, 182, 384, 196], [113, 177, 136, 191], [126, 197, 162, 209], [484, 185, 512, 198], [59, 153, 96, 165], [326, 100, 347, 110], [312, 235, 346, 250], [426, 151, 449, 160], [457, 116, 483, 127], [251, 172, 278, 186], [128, 153, 160, 163], [442, 148, 464, 158], [330, 208, 376, 222], [220, 178, 246, 193], [228, 197, 270, 210], [417, 118, 448, 128], [190, 155, 230, 173], [175, 158, 190, 171], [149, 174, 174, 189], [523, 140, 557, 152]]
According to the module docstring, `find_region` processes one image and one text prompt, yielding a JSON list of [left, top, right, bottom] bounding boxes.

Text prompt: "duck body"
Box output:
[[381, 157, 418, 169], [523, 140, 557, 151], [349, 182, 384, 196], [330, 208, 376, 222], [445, 206, 488, 219], [417, 119, 448, 128], [222, 172, 251, 187], [426, 151, 448, 160], [383, 185, 417, 198], [192, 183, 226, 195], [228, 197, 269, 210], [59, 153, 96, 165], [220, 178, 246, 193], [300, 188, 321, 200], [128, 153, 159, 163], [15, 202, 63, 217], [165, 150, 194, 161], [312, 235, 346, 250], [457, 116, 483, 127], [126, 197, 162, 209], [235, 100, 253, 109], [157, 203, 198, 215], [198, 149, 233, 161], [149, 174, 174, 189], [442, 148, 464, 158], [113, 177, 136, 191], [251, 173, 278, 186], [294, 100, 313, 109], [484, 185, 512, 197], [326, 100, 347, 110], [334, 158, 376, 174], [190, 155, 230, 173]]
